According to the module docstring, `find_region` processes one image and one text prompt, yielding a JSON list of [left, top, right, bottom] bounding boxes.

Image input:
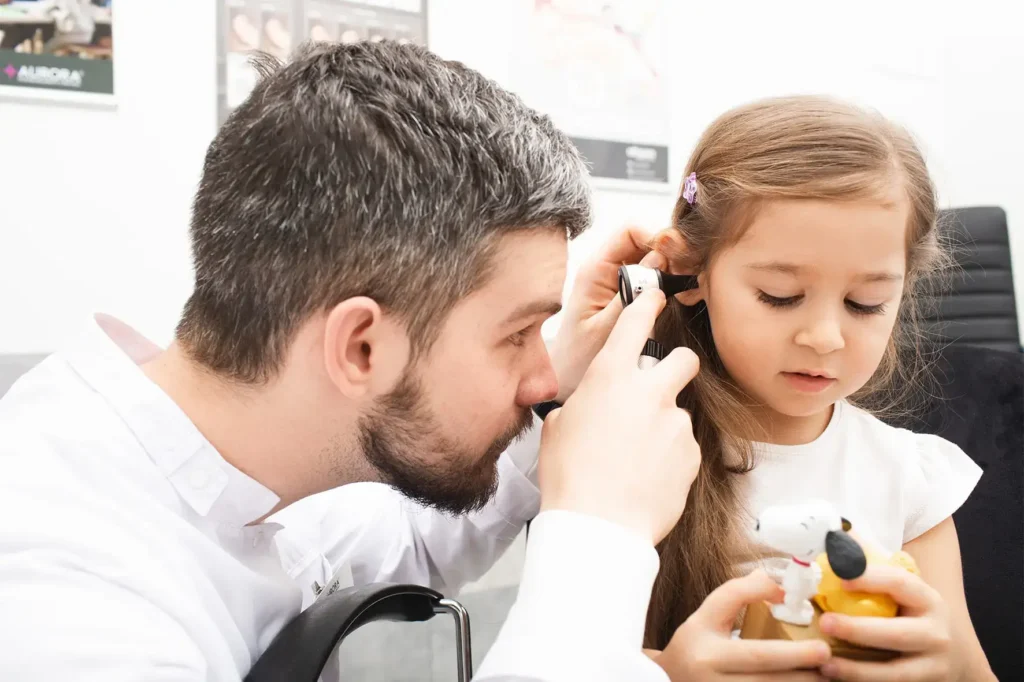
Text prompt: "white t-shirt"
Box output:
[[736, 400, 983, 579]]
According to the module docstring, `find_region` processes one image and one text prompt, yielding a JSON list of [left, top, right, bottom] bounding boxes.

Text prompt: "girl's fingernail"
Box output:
[[819, 614, 836, 635], [821, 662, 838, 677]]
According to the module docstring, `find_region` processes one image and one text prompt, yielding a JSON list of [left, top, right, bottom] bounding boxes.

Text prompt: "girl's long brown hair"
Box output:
[[644, 95, 951, 649]]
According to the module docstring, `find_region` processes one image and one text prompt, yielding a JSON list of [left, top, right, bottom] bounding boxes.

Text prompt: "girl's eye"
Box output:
[[757, 291, 802, 308], [845, 300, 887, 316]]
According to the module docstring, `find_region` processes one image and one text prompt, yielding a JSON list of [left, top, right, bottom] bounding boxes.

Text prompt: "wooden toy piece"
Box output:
[[740, 600, 899, 662], [814, 548, 921, 618]]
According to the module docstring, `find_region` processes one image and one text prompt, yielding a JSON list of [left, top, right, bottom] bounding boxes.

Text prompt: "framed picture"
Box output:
[[0, 0, 114, 105], [507, 0, 671, 192], [217, 0, 428, 125]]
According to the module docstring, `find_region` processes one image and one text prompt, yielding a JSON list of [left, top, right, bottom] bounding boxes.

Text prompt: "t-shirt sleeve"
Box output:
[[902, 433, 983, 544]]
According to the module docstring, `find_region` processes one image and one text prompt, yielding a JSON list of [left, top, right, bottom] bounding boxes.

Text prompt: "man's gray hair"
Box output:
[[177, 41, 592, 383]]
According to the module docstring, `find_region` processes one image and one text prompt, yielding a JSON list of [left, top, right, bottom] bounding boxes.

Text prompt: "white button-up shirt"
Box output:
[[0, 315, 667, 681]]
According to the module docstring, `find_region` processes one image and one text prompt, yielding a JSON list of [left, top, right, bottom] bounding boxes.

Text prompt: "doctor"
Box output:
[[0, 41, 823, 681]]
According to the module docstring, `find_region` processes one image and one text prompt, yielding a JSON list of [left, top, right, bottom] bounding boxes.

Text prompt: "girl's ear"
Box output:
[[653, 230, 705, 306], [675, 279, 705, 307]]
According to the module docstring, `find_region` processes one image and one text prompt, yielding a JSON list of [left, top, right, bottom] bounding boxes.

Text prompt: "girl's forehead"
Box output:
[[722, 198, 910, 278], [736, 198, 907, 250]]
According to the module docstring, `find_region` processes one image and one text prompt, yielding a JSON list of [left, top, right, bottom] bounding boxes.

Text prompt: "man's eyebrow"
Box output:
[[503, 300, 563, 325]]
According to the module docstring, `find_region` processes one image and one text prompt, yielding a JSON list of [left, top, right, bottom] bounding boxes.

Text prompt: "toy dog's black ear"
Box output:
[[841, 517, 852, 532], [825, 530, 867, 580]]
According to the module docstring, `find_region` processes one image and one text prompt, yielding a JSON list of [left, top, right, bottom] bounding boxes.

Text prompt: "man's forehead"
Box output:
[[474, 230, 567, 312], [491, 229, 567, 273]]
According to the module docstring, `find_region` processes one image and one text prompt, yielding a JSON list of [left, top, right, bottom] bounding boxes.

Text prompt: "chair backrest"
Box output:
[[891, 344, 1023, 682], [0, 354, 45, 398], [891, 206, 1022, 677], [925, 207, 1020, 352]]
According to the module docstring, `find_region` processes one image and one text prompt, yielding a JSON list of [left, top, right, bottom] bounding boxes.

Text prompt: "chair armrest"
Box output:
[[245, 582, 458, 682]]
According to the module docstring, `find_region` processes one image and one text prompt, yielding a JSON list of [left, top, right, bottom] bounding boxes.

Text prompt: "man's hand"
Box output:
[[537, 289, 699, 545], [549, 225, 667, 404], [657, 571, 833, 681]]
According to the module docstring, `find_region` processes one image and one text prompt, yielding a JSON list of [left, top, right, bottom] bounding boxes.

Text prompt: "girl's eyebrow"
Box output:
[[747, 261, 903, 283]]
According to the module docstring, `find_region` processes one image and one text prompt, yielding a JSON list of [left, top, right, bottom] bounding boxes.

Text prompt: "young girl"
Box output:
[[646, 96, 995, 680]]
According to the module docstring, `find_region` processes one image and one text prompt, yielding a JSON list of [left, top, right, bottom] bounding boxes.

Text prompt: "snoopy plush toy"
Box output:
[[753, 499, 867, 626]]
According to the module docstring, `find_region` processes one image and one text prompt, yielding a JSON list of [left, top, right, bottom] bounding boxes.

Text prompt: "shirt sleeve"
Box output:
[[0, 560, 208, 682], [474, 510, 669, 682], [280, 417, 544, 595], [902, 433, 983, 544]]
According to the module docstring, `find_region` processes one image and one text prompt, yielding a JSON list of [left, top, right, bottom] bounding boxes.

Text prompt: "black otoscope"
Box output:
[[617, 264, 698, 307], [531, 264, 689, 420], [618, 264, 698, 368]]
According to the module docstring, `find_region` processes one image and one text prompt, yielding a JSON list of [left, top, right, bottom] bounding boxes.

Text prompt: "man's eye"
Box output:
[[508, 329, 529, 347]]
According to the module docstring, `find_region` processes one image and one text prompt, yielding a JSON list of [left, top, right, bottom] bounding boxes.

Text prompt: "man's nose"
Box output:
[[517, 351, 559, 407]]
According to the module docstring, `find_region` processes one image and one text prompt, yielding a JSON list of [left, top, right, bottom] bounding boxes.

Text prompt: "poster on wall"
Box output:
[[508, 0, 671, 189], [218, 0, 427, 124], [0, 0, 113, 100]]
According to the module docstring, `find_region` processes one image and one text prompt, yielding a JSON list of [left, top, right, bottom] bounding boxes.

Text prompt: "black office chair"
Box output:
[[924, 206, 1021, 352], [245, 583, 473, 682], [887, 206, 1022, 680]]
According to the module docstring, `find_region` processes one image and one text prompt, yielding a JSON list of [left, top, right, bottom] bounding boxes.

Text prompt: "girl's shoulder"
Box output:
[[836, 401, 982, 544]]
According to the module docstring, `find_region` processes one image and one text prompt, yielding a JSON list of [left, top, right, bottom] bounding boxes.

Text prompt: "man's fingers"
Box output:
[[595, 224, 658, 265], [818, 613, 940, 653], [639, 249, 667, 270], [598, 289, 666, 365], [650, 346, 699, 396], [719, 639, 832, 674], [590, 284, 625, 330], [698, 570, 784, 631], [839, 565, 938, 614]]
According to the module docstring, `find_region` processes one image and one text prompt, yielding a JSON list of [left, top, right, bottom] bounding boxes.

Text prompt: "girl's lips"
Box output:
[[782, 372, 837, 393]]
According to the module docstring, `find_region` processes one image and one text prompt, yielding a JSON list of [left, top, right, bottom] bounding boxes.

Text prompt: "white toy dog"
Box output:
[[753, 500, 867, 626]]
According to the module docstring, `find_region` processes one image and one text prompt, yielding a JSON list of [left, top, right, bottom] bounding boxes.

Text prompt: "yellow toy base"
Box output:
[[740, 600, 899, 662]]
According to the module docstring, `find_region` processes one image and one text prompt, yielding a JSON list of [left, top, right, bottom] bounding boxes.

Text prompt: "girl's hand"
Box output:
[[657, 570, 833, 681], [818, 565, 956, 681]]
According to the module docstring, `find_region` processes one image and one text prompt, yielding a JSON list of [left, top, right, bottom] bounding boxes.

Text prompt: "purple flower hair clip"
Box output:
[[683, 172, 698, 206]]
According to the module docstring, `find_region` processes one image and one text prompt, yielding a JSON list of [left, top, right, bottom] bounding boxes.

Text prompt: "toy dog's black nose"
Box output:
[[755, 520, 760, 531]]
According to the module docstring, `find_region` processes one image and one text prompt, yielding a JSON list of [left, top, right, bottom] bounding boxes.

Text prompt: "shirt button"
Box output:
[[189, 469, 210, 489]]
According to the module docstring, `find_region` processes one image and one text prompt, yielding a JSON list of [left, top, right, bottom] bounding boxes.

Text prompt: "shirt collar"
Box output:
[[62, 314, 281, 527]]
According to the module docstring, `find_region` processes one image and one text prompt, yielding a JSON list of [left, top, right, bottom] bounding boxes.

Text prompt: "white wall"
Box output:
[[1, 0, 1022, 353], [0, 1, 217, 351]]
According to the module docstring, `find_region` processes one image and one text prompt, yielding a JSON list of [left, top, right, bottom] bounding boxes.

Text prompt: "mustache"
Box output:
[[489, 407, 536, 456]]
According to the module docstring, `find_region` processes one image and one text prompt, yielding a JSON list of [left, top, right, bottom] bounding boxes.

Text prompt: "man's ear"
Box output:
[[653, 230, 705, 306], [322, 298, 408, 399]]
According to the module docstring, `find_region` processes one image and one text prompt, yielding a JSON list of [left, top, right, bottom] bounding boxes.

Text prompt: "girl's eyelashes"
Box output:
[[845, 300, 887, 316], [756, 290, 888, 316], [757, 291, 801, 308]]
